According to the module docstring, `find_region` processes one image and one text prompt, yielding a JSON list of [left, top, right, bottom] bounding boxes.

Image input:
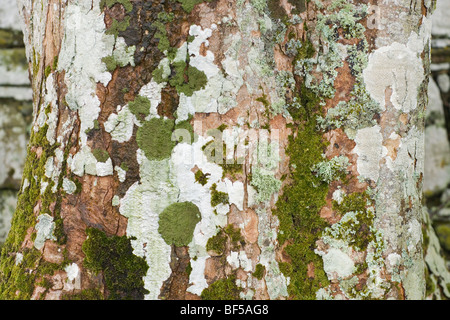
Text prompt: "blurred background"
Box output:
[[0, 0, 449, 276]]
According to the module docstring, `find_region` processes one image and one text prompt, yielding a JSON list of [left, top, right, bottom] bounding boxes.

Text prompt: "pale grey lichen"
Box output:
[[62, 177, 77, 194], [312, 155, 349, 183], [34, 214, 56, 250]]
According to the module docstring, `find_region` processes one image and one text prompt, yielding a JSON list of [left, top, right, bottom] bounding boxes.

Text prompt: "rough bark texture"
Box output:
[[0, 0, 441, 300]]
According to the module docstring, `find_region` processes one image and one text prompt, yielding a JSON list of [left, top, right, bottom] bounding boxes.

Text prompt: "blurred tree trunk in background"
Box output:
[[0, 0, 448, 300], [0, 0, 32, 250]]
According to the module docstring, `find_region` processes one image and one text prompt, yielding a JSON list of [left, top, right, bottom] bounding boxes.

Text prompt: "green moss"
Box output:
[[194, 170, 210, 186], [100, 0, 133, 12], [332, 191, 369, 216], [256, 93, 270, 108], [175, 0, 213, 13], [273, 96, 331, 299], [62, 288, 104, 300], [210, 183, 229, 207], [44, 65, 52, 78], [268, 0, 288, 20], [221, 162, 244, 180], [158, 202, 202, 247], [185, 262, 193, 276], [200, 275, 242, 300], [206, 224, 243, 255], [92, 149, 110, 163], [217, 124, 228, 132], [206, 229, 227, 255], [224, 224, 243, 245], [52, 56, 58, 70], [136, 117, 176, 160], [82, 228, 149, 300], [128, 95, 151, 119], [325, 192, 376, 252], [253, 263, 266, 280], [0, 106, 74, 299]]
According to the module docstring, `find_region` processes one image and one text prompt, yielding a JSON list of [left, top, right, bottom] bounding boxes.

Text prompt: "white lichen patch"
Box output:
[[352, 125, 383, 182], [58, 0, 115, 142], [70, 146, 113, 177], [14, 252, 23, 266], [256, 208, 289, 299], [104, 105, 135, 143], [64, 263, 79, 282], [111, 37, 135, 68], [363, 42, 424, 113], [317, 248, 355, 279], [224, 179, 244, 211], [119, 155, 175, 300], [176, 24, 245, 118], [226, 251, 253, 273], [62, 177, 77, 194], [114, 165, 127, 183], [34, 213, 56, 250]]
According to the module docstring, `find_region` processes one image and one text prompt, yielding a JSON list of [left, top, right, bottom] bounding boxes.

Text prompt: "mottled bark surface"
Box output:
[[0, 0, 437, 300]]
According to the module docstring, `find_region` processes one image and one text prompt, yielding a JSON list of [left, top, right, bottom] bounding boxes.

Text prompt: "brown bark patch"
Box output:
[[159, 246, 192, 300], [42, 242, 65, 265], [242, 208, 259, 244]]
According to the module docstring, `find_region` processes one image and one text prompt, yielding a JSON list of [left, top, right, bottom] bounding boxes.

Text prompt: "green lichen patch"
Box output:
[[158, 202, 201, 247], [81, 228, 149, 300], [92, 149, 110, 163], [316, 39, 381, 139], [136, 117, 176, 160], [128, 95, 151, 119], [210, 183, 229, 207], [200, 275, 242, 300], [102, 56, 118, 72], [168, 61, 208, 97], [137, 116, 194, 160], [106, 16, 131, 39], [174, 119, 195, 144]]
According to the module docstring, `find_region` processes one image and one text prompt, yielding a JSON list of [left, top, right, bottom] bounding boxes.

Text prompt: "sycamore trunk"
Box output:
[[0, 0, 440, 300]]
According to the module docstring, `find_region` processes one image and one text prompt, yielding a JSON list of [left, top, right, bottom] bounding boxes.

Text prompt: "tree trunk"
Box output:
[[0, 0, 436, 300]]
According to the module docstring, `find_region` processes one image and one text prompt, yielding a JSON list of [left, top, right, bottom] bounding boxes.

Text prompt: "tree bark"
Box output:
[[0, 0, 437, 300]]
